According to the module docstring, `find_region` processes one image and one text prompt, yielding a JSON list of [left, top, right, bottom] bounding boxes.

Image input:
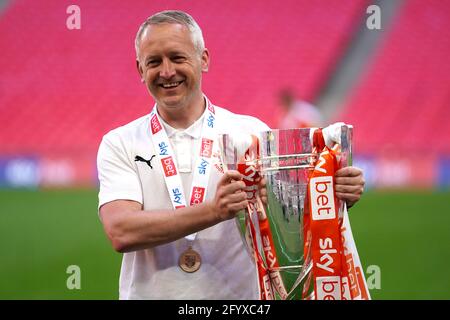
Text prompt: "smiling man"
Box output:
[[136, 18, 208, 128], [96, 10, 365, 300]]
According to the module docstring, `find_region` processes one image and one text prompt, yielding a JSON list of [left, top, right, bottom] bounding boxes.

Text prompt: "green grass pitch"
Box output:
[[0, 188, 449, 299]]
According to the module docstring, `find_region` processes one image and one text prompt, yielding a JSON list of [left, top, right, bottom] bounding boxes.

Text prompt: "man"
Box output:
[[97, 10, 364, 299], [278, 88, 324, 129]]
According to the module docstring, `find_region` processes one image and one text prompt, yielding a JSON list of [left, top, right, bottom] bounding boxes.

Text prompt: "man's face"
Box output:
[[136, 23, 209, 110]]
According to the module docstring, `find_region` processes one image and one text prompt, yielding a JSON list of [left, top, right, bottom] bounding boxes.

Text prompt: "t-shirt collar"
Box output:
[[158, 108, 206, 139]]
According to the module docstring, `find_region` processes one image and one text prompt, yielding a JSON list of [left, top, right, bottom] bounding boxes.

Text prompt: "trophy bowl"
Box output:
[[219, 126, 353, 300]]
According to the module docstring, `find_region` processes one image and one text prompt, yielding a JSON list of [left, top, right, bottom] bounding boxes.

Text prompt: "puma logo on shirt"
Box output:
[[135, 155, 156, 169]]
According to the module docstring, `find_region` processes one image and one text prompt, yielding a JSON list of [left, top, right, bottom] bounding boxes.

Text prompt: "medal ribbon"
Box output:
[[149, 96, 217, 240]]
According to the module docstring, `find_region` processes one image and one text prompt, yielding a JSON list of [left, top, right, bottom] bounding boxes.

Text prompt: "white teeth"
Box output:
[[162, 81, 181, 88]]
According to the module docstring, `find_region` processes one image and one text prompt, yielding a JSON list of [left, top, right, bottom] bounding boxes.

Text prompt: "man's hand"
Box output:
[[212, 170, 248, 221], [335, 166, 365, 208]]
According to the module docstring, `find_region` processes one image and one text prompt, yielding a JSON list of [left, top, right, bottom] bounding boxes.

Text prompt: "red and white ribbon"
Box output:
[[149, 96, 217, 240], [307, 127, 370, 300], [237, 135, 287, 300]]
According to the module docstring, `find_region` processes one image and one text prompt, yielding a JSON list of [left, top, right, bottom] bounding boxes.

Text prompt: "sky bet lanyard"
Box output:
[[149, 97, 217, 243]]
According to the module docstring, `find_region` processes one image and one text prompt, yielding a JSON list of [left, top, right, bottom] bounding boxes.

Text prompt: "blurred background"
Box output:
[[0, 0, 449, 299]]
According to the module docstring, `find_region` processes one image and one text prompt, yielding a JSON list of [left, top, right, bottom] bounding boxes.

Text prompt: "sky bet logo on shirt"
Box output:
[[198, 159, 209, 175], [158, 142, 169, 156], [207, 113, 215, 128], [161, 156, 177, 177], [172, 187, 183, 207], [150, 114, 162, 134], [200, 138, 213, 158], [190, 186, 205, 206]]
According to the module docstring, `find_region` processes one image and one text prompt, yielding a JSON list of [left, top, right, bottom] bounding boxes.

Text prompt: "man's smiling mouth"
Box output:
[[159, 81, 184, 89]]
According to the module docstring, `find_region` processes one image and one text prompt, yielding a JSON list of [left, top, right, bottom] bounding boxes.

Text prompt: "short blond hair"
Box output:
[[135, 10, 205, 58]]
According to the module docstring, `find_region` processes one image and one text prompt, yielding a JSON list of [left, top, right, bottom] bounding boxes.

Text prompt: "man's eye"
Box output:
[[173, 56, 185, 62], [147, 60, 160, 66]]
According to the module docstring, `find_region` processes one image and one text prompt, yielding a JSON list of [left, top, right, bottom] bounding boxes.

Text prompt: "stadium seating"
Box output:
[[337, 0, 450, 156], [0, 0, 366, 162]]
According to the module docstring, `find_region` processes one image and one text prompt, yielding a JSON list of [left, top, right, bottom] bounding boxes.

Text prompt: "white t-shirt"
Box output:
[[97, 103, 270, 300]]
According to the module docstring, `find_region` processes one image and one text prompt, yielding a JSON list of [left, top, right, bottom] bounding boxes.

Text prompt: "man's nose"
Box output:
[[159, 59, 176, 79]]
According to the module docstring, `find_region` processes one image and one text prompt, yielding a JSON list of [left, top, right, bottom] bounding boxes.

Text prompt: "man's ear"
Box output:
[[201, 48, 210, 72], [136, 59, 144, 83]]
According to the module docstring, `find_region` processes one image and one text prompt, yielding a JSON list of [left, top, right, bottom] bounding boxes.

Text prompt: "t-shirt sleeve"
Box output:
[[97, 132, 143, 209], [255, 118, 271, 131], [245, 116, 271, 133]]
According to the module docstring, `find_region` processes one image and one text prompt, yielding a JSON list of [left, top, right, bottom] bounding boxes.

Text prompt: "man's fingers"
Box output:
[[335, 166, 362, 177], [259, 195, 268, 206], [220, 170, 243, 184], [220, 180, 246, 196], [216, 170, 269, 216], [257, 176, 266, 186], [336, 192, 360, 206], [335, 176, 364, 186], [334, 166, 365, 208], [225, 191, 247, 204], [228, 200, 249, 213], [217, 170, 245, 195], [336, 192, 360, 201], [335, 184, 363, 195]]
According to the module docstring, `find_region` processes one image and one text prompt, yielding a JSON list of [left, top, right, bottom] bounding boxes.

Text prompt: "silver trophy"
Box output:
[[219, 125, 353, 300]]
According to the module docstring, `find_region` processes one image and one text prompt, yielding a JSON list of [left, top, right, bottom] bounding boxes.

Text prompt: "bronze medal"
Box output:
[[179, 247, 201, 273]]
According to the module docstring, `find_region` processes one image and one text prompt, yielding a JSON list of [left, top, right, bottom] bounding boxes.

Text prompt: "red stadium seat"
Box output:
[[0, 0, 366, 172], [337, 0, 450, 156]]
